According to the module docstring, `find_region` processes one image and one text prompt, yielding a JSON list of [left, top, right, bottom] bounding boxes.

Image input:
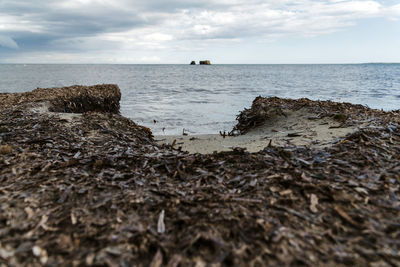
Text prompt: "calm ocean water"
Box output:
[[1, 64, 399, 135]]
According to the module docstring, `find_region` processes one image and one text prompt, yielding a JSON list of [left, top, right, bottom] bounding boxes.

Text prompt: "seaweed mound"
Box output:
[[230, 96, 387, 135], [1, 88, 399, 266], [0, 84, 121, 113]]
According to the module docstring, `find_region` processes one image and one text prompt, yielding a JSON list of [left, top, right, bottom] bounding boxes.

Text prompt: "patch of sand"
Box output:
[[29, 102, 82, 122], [156, 108, 368, 154]]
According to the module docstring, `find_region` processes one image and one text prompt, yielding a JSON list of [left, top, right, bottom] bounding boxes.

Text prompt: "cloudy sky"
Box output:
[[0, 0, 399, 63]]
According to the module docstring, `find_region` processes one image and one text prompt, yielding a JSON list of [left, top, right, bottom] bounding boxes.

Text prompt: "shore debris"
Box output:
[[157, 210, 166, 234], [0, 86, 399, 266], [219, 130, 227, 138], [0, 144, 12, 154]]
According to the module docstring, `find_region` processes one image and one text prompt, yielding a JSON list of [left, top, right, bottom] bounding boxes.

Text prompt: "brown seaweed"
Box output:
[[0, 87, 399, 266], [229, 96, 390, 135], [0, 84, 120, 114]]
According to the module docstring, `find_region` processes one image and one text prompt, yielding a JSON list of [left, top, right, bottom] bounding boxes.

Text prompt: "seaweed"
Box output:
[[230, 96, 386, 135], [0, 84, 120, 114], [0, 87, 399, 266]]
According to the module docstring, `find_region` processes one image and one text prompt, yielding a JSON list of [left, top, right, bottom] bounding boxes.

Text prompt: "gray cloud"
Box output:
[[0, 0, 399, 62], [0, 35, 18, 49]]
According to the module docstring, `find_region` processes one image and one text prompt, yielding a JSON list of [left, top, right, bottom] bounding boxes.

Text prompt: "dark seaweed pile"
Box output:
[[0, 84, 121, 114], [0, 87, 399, 266], [230, 96, 389, 135]]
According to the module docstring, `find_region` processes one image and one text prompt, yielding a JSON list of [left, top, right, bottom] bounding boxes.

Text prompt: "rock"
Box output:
[[199, 60, 211, 65], [190, 61, 196, 65]]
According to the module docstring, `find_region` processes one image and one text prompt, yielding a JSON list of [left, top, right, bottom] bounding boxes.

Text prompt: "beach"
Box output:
[[156, 107, 366, 153], [1, 85, 399, 266]]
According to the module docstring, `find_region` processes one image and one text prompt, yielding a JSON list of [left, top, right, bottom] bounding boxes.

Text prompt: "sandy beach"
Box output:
[[156, 108, 368, 153]]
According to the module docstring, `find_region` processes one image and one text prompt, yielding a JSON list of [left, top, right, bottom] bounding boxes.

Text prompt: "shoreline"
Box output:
[[155, 107, 370, 153], [1, 85, 399, 266]]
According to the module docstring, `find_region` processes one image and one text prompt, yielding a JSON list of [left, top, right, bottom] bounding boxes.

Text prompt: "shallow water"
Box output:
[[1, 64, 399, 134]]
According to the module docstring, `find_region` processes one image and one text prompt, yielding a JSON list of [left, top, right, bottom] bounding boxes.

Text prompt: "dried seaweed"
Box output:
[[0, 84, 120, 113], [230, 96, 390, 135], [0, 87, 399, 266]]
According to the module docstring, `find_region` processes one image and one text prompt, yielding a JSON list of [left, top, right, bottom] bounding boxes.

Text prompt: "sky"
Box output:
[[0, 0, 400, 64]]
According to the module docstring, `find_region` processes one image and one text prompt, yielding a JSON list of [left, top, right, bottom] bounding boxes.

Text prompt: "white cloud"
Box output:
[[139, 56, 161, 63], [1, 0, 400, 62], [0, 15, 44, 33], [143, 33, 173, 42], [166, 0, 389, 40], [2, 0, 396, 40], [385, 3, 400, 18], [54, 0, 122, 10]]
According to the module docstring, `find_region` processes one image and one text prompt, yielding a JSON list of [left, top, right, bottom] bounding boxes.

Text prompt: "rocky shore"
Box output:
[[0, 85, 399, 266]]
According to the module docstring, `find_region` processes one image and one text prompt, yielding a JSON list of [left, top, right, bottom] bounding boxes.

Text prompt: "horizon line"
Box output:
[[1, 62, 400, 65]]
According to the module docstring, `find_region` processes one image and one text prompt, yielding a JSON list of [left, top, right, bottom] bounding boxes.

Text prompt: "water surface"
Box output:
[[1, 64, 399, 134]]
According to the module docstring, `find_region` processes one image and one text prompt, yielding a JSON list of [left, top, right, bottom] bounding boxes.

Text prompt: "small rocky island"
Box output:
[[190, 60, 211, 65], [199, 60, 211, 65], [0, 85, 399, 266]]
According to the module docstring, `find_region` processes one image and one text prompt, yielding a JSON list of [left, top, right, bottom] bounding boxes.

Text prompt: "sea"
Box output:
[[1, 64, 399, 135]]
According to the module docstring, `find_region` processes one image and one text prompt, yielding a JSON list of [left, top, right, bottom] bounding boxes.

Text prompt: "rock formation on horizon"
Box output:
[[199, 60, 211, 65]]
